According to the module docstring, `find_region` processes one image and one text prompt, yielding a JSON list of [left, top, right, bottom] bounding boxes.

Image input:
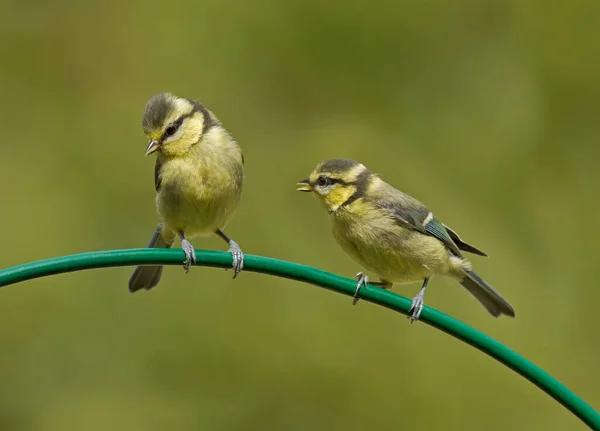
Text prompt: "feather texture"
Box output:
[[299, 158, 515, 318], [129, 93, 244, 291], [128, 223, 173, 292]]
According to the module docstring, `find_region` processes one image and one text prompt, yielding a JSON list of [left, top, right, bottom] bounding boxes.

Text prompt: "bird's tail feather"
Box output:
[[460, 270, 515, 318], [128, 224, 172, 293]]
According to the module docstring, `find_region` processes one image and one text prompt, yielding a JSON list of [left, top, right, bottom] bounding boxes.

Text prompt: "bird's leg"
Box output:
[[408, 277, 429, 323], [353, 272, 369, 305], [179, 231, 196, 273], [216, 230, 244, 278], [352, 273, 390, 305]]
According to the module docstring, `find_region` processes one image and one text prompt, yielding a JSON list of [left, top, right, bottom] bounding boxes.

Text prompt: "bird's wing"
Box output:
[[374, 190, 463, 257], [442, 224, 488, 257], [154, 158, 163, 191], [393, 206, 463, 257]]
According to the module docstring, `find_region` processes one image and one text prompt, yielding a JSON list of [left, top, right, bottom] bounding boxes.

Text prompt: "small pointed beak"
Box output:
[[145, 140, 160, 155], [296, 178, 312, 192]]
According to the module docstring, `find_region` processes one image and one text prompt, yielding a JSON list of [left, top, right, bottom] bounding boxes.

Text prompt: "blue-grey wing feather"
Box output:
[[373, 187, 464, 257], [443, 224, 488, 257]]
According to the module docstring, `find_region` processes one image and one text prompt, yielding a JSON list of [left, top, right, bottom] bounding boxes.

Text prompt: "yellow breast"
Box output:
[[156, 141, 243, 238], [331, 203, 457, 284]]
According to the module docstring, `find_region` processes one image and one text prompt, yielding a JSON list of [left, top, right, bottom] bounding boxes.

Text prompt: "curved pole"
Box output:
[[0, 248, 598, 430]]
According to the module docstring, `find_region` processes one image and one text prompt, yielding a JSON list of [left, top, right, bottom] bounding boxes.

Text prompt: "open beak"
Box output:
[[145, 140, 160, 155], [296, 178, 312, 192]]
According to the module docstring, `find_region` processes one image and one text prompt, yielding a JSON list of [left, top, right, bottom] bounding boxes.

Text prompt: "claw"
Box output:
[[181, 239, 197, 273], [408, 287, 426, 323], [228, 240, 244, 278], [353, 272, 369, 305]]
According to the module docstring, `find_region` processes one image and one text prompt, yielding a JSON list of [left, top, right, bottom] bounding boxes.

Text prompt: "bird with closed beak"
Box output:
[[297, 158, 515, 321], [128, 93, 245, 292]]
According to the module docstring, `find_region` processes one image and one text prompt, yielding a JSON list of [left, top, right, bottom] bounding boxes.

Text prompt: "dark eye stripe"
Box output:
[[339, 169, 371, 208], [313, 176, 348, 187], [160, 116, 185, 141]]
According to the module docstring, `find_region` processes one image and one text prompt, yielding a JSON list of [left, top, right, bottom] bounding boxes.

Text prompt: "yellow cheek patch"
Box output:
[[325, 185, 356, 209]]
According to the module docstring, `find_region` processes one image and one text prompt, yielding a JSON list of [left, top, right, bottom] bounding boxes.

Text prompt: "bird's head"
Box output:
[[142, 93, 215, 157], [297, 158, 372, 212]]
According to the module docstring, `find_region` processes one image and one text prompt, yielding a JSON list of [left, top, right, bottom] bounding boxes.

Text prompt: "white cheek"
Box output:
[[316, 185, 334, 195]]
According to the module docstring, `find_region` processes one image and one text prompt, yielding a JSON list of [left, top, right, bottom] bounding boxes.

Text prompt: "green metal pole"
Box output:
[[0, 248, 598, 430]]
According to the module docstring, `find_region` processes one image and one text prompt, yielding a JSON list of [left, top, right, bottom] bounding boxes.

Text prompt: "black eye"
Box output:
[[165, 125, 177, 136], [317, 176, 331, 187], [164, 117, 184, 138]]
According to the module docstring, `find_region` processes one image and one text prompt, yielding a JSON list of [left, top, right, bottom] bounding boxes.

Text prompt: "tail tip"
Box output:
[[128, 279, 157, 293]]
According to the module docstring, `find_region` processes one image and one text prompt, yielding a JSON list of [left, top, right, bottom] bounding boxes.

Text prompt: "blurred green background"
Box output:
[[1, 0, 599, 430]]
